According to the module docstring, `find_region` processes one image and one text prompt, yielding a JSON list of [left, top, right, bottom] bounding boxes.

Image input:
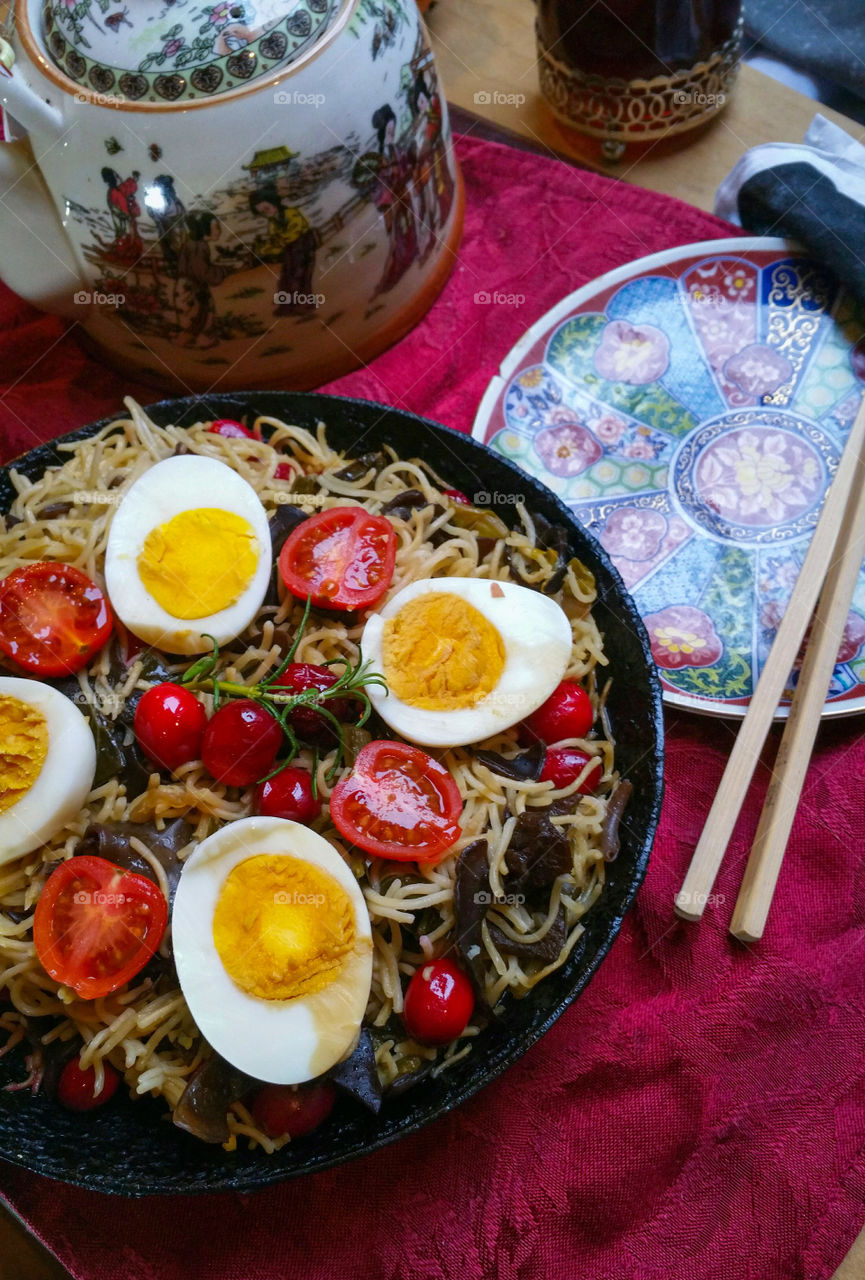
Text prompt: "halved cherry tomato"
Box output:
[[403, 958, 474, 1046], [34, 855, 168, 1000], [540, 747, 602, 792], [329, 740, 462, 863], [134, 682, 207, 773], [201, 698, 283, 786], [208, 419, 256, 440], [520, 680, 594, 745], [58, 1058, 120, 1111], [274, 461, 296, 481], [251, 1081, 336, 1139], [278, 507, 396, 611], [0, 562, 113, 676]]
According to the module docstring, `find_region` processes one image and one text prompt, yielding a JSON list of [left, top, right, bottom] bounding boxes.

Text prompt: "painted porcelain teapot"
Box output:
[[0, 0, 462, 390]]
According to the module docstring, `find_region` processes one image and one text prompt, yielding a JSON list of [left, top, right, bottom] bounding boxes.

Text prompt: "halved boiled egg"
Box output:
[[0, 677, 96, 864], [105, 455, 272, 654], [172, 817, 373, 1085], [361, 577, 573, 747]]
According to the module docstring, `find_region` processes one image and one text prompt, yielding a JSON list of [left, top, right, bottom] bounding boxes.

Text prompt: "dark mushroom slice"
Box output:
[[475, 742, 545, 783], [452, 837, 493, 1011], [12, 1022, 81, 1099], [268, 501, 309, 558], [599, 780, 633, 861], [327, 1027, 382, 1113], [37, 501, 73, 520], [385, 1055, 434, 1096], [486, 905, 567, 963], [173, 1051, 256, 1144], [333, 450, 389, 484], [379, 488, 433, 521], [380, 489, 454, 546], [503, 809, 572, 895], [84, 704, 153, 797], [532, 513, 571, 594], [533, 512, 570, 560], [76, 818, 192, 907], [45, 661, 161, 801], [369, 1019, 434, 1097]]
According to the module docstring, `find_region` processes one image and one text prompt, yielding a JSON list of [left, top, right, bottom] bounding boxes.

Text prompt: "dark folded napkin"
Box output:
[[745, 0, 865, 100], [715, 115, 865, 308]]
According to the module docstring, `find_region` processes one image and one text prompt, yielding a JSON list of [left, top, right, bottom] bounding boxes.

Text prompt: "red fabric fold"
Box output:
[[2, 132, 864, 1280]]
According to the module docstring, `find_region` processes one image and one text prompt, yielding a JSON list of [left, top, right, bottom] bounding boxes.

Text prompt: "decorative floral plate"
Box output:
[[473, 238, 865, 719]]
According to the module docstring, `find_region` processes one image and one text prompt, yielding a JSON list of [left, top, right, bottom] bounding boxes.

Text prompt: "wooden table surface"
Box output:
[[427, 0, 865, 210], [3, 1, 865, 1275]]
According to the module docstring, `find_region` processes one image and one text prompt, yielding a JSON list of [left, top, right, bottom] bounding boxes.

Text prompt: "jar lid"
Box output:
[[42, 0, 341, 103]]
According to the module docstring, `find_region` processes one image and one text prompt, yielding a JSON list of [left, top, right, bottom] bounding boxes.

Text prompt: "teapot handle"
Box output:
[[0, 35, 64, 138]]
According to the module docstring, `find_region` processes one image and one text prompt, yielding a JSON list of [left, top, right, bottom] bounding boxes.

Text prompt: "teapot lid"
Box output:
[[41, 0, 343, 103]]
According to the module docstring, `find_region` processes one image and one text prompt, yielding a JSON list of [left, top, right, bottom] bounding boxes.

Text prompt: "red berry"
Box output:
[[134, 682, 207, 773], [251, 1081, 336, 1139], [255, 765, 321, 823], [201, 699, 283, 787], [403, 958, 474, 1046], [57, 1058, 120, 1112], [273, 662, 354, 744], [443, 487, 471, 505], [540, 747, 602, 792], [521, 680, 594, 745], [208, 419, 256, 440]]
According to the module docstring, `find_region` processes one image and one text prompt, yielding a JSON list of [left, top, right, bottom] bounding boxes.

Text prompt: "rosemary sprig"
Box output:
[[180, 598, 387, 782]]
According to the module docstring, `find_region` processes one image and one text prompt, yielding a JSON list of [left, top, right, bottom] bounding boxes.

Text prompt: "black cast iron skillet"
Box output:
[[0, 392, 664, 1195]]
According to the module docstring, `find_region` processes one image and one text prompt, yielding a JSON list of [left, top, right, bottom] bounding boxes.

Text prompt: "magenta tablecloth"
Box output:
[[2, 131, 865, 1280]]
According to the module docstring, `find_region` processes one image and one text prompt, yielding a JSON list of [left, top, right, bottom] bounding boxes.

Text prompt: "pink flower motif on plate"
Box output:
[[593, 320, 670, 385], [547, 405, 580, 426], [534, 421, 603, 477], [723, 344, 793, 398], [602, 507, 668, 561], [644, 605, 723, 670], [623, 439, 655, 460], [595, 413, 627, 444], [838, 612, 865, 663], [696, 428, 822, 526], [777, 609, 865, 669]]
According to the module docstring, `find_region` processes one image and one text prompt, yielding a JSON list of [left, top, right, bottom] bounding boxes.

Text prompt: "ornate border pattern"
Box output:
[[537, 18, 743, 143], [43, 0, 333, 102]]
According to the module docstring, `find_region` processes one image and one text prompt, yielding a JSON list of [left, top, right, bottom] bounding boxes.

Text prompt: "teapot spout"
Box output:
[[0, 138, 85, 317]]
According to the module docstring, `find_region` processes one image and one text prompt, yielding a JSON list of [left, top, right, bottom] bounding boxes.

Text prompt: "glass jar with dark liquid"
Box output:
[[536, 0, 743, 159]]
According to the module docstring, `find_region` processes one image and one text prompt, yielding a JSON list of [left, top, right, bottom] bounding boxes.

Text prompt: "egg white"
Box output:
[[0, 677, 96, 865], [171, 817, 373, 1085], [104, 455, 272, 655], [361, 577, 574, 747]]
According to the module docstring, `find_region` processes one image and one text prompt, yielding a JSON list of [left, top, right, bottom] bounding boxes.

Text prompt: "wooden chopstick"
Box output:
[[729, 436, 865, 941], [674, 393, 865, 923]]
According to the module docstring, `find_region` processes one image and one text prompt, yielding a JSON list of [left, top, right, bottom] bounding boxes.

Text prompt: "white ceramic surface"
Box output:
[[0, 0, 463, 390]]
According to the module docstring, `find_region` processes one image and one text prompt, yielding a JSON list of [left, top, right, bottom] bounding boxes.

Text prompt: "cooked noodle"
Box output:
[[0, 399, 614, 1148]]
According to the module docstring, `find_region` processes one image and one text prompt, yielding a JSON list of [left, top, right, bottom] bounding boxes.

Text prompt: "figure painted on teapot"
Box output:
[[0, 0, 463, 389]]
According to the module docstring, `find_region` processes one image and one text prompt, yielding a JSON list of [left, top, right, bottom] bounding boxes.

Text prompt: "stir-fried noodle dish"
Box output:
[[0, 401, 630, 1150]]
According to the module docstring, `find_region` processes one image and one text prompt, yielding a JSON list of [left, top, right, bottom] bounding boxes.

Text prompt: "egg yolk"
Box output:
[[381, 592, 506, 710], [0, 695, 48, 815], [212, 854, 355, 1001], [138, 508, 258, 620]]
